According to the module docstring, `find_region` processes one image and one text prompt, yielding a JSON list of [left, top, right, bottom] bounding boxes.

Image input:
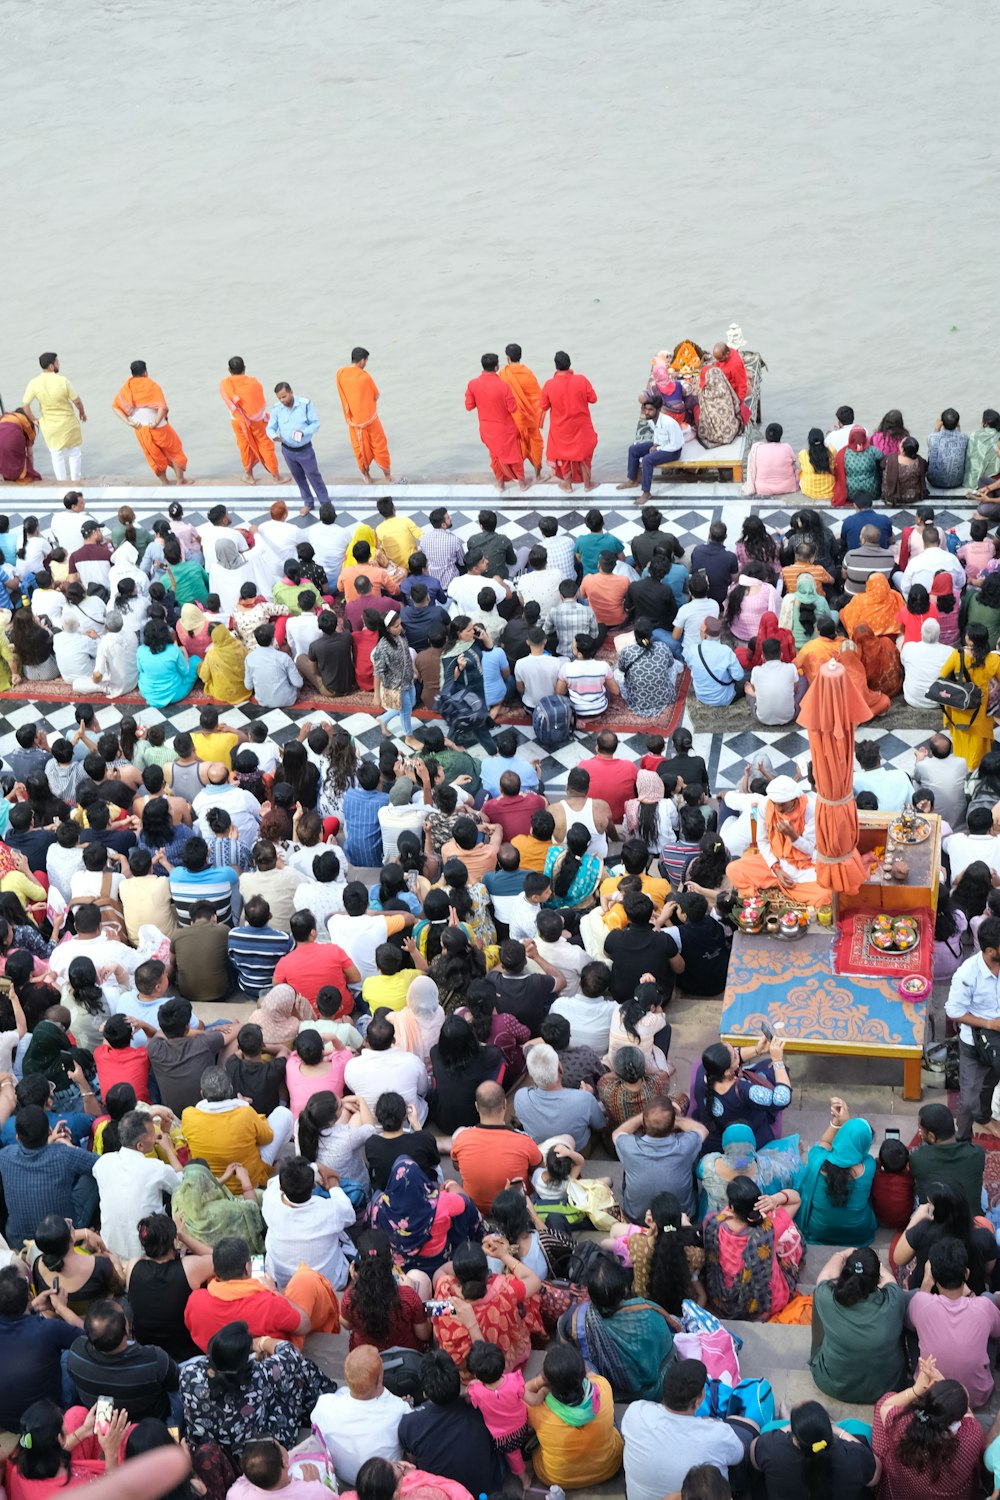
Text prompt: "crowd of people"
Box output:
[[0, 649, 993, 1495]]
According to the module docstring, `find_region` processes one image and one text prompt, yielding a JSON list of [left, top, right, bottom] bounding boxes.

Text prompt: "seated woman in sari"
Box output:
[[796, 1102, 877, 1246], [369, 1156, 482, 1276], [854, 622, 903, 699], [543, 823, 604, 910], [430, 1237, 543, 1375], [698, 1122, 803, 1218], [840, 573, 903, 640], [197, 624, 250, 705], [703, 1174, 804, 1321], [172, 1160, 265, 1252], [779, 573, 837, 652], [0, 409, 41, 482], [525, 1345, 624, 1491], [644, 353, 691, 426], [557, 1252, 675, 1401], [690, 1037, 792, 1156], [734, 610, 796, 673]]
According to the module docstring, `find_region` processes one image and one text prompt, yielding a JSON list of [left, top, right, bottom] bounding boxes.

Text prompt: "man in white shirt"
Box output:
[[622, 1357, 748, 1500], [670, 573, 720, 659], [514, 629, 566, 709], [826, 405, 868, 451], [854, 740, 914, 812], [261, 1158, 355, 1290], [515, 545, 566, 617], [311, 1347, 408, 1486], [912, 733, 969, 829], [550, 961, 616, 1052], [327, 884, 414, 976], [92, 1110, 182, 1258], [307, 504, 353, 580], [53, 615, 98, 682], [446, 552, 497, 615], [49, 905, 141, 981], [46, 491, 98, 554], [896, 524, 965, 594], [900, 618, 954, 708], [285, 605, 322, 659], [747, 638, 799, 724], [193, 766, 262, 847], [533, 909, 591, 996], [342, 1014, 429, 1121], [944, 806, 1000, 881], [617, 396, 685, 501]]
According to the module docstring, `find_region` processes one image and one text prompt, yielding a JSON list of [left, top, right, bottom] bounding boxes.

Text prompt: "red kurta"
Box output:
[[465, 371, 524, 479], [539, 370, 598, 478]]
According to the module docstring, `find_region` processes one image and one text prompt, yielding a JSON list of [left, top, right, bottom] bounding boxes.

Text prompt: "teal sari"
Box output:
[[796, 1118, 877, 1246]]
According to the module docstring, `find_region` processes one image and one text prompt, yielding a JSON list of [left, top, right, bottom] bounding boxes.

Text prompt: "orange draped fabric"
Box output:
[[112, 377, 187, 475], [219, 375, 278, 476], [837, 641, 890, 718], [539, 370, 598, 481], [336, 365, 391, 474], [499, 362, 544, 470], [797, 658, 873, 892]]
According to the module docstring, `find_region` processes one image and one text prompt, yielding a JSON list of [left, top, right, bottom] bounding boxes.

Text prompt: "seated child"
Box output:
[[870, 1136, 915, 1231]]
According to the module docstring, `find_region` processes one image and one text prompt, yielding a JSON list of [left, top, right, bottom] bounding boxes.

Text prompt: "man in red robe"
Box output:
[[539, 351, 598, 492], [465, 354, 528, 491], [703, 340, 751, 424]]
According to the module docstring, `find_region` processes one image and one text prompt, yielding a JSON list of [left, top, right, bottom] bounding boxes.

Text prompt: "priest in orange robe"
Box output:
[[219, 356, 283, 484], [465, 354, 528, 491], [539, 352, 598, 491], [336, 347, 394, 483], [727, 775, 829, 907], [112, 361, 189, 484], [499, 343, 546, 479]]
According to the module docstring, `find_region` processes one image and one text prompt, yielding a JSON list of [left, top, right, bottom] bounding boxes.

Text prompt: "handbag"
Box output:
[[972, 1025, 1000, 1072], [380, 685, 402, 710], [927, 649, 981, 718]]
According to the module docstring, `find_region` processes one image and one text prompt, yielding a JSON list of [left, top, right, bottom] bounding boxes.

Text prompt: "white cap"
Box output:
[[766, 775, 801, 804]]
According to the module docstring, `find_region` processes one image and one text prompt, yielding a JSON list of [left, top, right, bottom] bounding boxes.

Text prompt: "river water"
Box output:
[[3, 0, 991, 481]]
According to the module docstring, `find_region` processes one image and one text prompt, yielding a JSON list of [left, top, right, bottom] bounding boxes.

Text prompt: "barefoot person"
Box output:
[[219, 356, 286, 485], [22, 352, 87, 481], [465, 353, 529, 492], [336, 346, 394, 484], [539, 351, 599, 492], [616, 396, 685, 502], [112, 360, 190, 485], [726, 774, 829, 906], [499, 343, 549, 481]]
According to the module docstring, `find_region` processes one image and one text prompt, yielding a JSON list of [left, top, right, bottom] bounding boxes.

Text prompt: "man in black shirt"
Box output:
[[399, 1349, 506, 1496], [225, 1023, 287, 1115], [624, 554, 678, 634], [491, 938, 565, 1032], [4, 803, 56, 871], [690, 520, 739, 606], [299, 610, 357, 696], [604, 890, 683, 1004], [83, 751, 135, 811], [630, 505, 680, 572], [67, 1298, 178, 1422], [364, 1091, 440, 1190], [658, 727, 710, 789]]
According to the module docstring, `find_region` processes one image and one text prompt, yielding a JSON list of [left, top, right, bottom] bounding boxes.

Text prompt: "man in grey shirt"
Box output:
[[243, 623, 303, 708], [913, 734, 969, 830], [612, 1097, 707, 1220], [513, 1043, 606, 1150], [842, 524, 896, 595]]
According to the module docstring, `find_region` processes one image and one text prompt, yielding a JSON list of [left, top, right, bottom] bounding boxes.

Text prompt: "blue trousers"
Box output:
[[627, 440, 683, 492], [281, 441, 329, 507]]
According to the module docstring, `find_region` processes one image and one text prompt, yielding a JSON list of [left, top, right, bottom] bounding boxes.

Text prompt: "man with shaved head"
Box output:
[[612, 1096, 708, 1220], [310, 1345, 408, 1486], [450, 1079, 543, 1212], [913, 731, 970, 830], [192, 762, 263, 847], [707, 339, 750, 420]]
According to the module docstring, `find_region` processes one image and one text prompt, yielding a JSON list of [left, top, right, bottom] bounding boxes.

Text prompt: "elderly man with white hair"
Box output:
[[75, 608, 139, 697], [512, 1041, 607, 1152], [899, 616, 954, 708], [53, 611, 97, 683], [727, 773, 827, 907], [179, 1065, 294, 1188]]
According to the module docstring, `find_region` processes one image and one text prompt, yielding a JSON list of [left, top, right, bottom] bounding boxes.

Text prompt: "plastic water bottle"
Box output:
[[546, 1488, 566, 1500]]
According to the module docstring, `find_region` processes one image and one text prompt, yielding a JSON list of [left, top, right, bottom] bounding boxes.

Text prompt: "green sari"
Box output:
[[964, 427, 1000, 489], [172, 1161, 265, 1252]]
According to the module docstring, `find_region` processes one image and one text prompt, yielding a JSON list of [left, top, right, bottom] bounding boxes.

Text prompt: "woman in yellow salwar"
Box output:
[[197, 624, 250, 705], [938, 622, 1000, 770]]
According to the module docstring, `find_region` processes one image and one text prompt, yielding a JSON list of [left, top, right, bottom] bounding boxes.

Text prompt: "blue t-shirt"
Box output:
[[480, 754, 539, 798], [481, 647, 510, 706], [0, 1109, 93, 1147], [0, 1314, 78, 1431], [840, 509, 892, 551]]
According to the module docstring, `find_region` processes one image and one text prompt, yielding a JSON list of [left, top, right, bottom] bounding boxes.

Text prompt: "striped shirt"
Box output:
[[227, 924, 295, 996], [341, 788, 389, 867], [168, 864, 240, 925], [539, 533, 577, 580], [557, 658, 613, 717], [420, 528, 465, 589]]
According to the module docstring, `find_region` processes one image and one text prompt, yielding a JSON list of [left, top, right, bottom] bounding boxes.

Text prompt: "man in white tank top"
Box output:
[[549, 766, 614, 857]]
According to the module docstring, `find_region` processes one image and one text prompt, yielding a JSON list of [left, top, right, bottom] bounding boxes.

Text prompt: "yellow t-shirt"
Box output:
[[361, 968, 418, 1014], [376, 516, 423, 569], [22, 373, 82, 450], [598, 873, 671, 910], [191, 730, 241, 765]]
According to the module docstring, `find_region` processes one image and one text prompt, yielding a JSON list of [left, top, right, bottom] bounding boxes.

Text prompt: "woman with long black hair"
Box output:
[[752, 1399, 879, 1498], [180, 1320, 332, 1455], [810, 1245, 907, 1402], [798, 428, 836, 502], [277, 739, 320, 810], [892, 1179, 997, 1292], [543, 821, 604, 908], [339, 1227, 432, 1351], [938, 621, 1000, 770], [872, 1355, 984, 1500], [295, 1088, 376, 1186]]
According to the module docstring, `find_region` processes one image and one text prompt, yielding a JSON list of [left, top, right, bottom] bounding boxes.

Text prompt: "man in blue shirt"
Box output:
[[0, 1266, 81, 1431], [479, 729, 541, 797], [266, 382, 329, 512], [685, 617, 745, 706], [0, 1106, 98, 1243], [839, 491, 892, 551]]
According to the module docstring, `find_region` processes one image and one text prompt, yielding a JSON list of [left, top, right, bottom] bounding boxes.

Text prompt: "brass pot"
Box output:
[[765, 915, 781, 934]]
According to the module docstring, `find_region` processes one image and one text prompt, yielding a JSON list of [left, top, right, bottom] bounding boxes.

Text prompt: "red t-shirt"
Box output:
[[639, 754, 666, 771], [94, 1043, 151, 1103], [341, 1282, 428, 1352], [577, 755, 638, 821], [870, 1163, 916, 1230], [481, 792, 547, 842], [272, 942, 354, 1006], [184, 1283, 300, 1352]]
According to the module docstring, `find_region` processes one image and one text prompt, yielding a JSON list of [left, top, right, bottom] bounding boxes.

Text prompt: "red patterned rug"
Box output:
[[833, 910, 932, 987]]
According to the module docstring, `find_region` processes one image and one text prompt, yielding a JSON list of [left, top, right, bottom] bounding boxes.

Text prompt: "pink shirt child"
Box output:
[[468, 1367, 529, 1474], [958, 537, 997, 585]]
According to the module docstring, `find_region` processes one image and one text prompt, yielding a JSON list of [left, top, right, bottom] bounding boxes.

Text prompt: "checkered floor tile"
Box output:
[[0, 495, 963, 794]]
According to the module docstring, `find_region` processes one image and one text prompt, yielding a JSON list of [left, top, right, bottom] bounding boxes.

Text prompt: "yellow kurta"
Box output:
[[939, 648, 1000, 770], [22, 373, 82, 449]]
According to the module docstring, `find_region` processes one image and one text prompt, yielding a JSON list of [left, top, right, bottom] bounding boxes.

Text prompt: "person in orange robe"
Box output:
[[727, 774, 829, 907], [465, 354, 528, 491], [112, 361, 189, 484], [538, 351, 598, 492], [219, 356, 284, 484], [336, 346, 394, 483], [499, 343, 547, 479]]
